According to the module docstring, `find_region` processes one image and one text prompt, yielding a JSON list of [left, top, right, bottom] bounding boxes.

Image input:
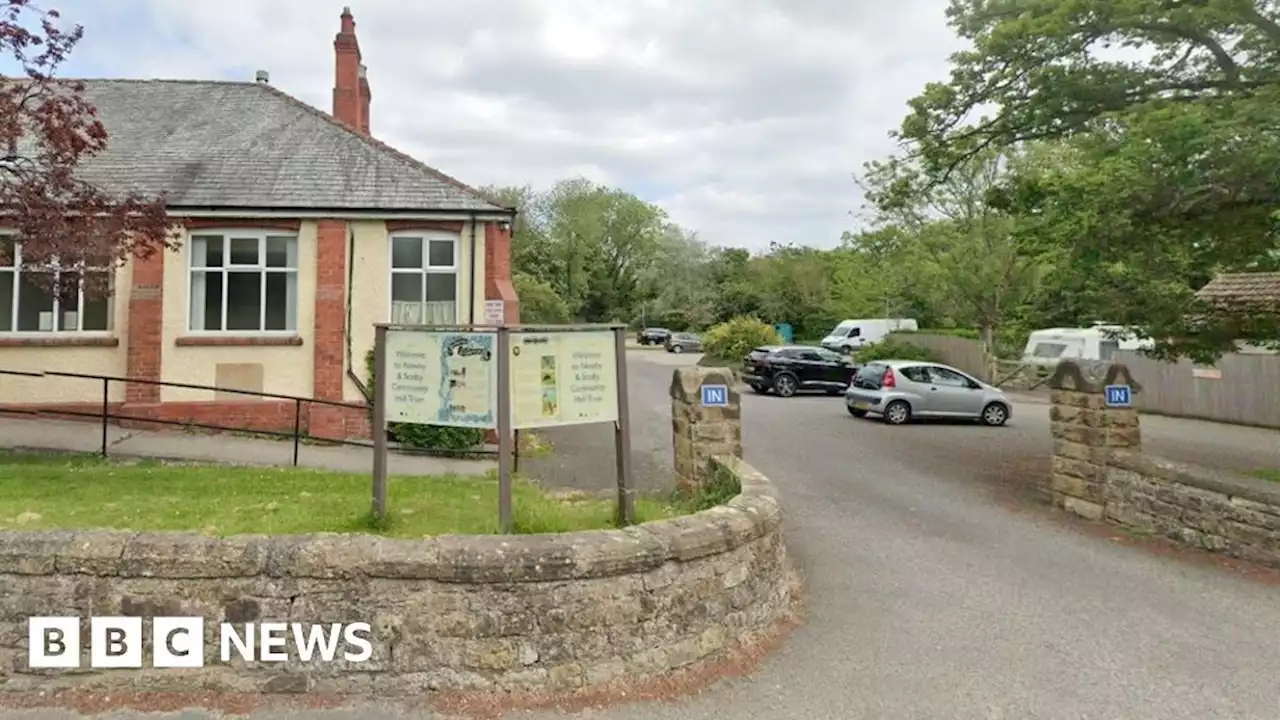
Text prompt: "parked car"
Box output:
[[665, 332, 702, 354], [845, 360, 1011, 426], [741, 345, 860, 397], [636, 327, 671, 346]]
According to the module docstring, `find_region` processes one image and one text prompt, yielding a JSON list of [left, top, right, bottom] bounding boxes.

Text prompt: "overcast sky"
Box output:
[[12, 0, 964, 251]]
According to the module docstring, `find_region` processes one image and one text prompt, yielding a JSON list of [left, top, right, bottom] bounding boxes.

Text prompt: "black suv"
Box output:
[[741, 345, 860, 397], [637, 327, 671, 345]]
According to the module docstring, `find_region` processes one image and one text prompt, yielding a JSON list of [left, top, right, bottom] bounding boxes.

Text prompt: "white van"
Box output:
[[1021, 325, 1152, 367], [821, 318, 919, 354]]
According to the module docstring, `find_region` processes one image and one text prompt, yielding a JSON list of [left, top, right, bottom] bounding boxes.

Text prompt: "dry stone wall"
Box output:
[[0, 455, 789, 696], [1046, 360, 1280, 567]]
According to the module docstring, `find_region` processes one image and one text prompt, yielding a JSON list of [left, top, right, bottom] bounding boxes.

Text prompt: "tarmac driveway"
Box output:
[[512, 351, 1280, 719], [10, 351, 1280, 719]]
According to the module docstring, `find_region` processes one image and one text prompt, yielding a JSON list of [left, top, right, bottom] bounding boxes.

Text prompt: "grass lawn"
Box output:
[[0, 452, 691, 537], [1250, 469, 1280, 483]]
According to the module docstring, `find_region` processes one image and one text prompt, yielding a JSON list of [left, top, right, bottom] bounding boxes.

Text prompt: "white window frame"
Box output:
[[0, 234, 115, 335], [387, 231, 461, 325], [186, 230, 300, 335]]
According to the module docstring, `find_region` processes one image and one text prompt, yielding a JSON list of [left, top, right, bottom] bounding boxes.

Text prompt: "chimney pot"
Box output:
[[342, 6, 352, 15], [255, 70, 269, 83]]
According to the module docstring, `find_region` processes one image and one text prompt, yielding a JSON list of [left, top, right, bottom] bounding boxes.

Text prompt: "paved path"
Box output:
[[0, 415, 494, 476], [4, 351, 1280, 719]]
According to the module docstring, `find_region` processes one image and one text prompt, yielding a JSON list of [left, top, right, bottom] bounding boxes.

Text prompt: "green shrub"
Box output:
[[363, 349, 486, 452], [702, 316, 782, 364], [854, 339, 943, 364]]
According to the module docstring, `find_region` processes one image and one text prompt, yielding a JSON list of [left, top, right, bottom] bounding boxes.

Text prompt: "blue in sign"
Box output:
[[701, 384, 729, 407], [1104, 384, 1132, 407]]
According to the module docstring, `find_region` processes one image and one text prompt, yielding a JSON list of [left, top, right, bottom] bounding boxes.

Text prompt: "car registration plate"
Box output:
[[853, 401, 869, 410]]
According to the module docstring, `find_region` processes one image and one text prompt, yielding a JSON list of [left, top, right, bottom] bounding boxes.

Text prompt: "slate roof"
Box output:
[[22, 79, 511, 214], [1195, 272, 1280, 310]]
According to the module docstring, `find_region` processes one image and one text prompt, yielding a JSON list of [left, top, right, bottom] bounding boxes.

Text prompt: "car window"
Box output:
[[797, 350, 824, 361], [854, 363, 885, 388], [1099, 340, 1119, 360], [848, 327, 861, 337], [898, 366, 930, 383], [927, 366, 972, 387], [815, 349, 844, 362]]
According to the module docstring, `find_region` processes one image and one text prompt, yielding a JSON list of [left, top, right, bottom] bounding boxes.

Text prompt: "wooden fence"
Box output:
[[1114, 350, 1280, 429], [886, 332, 990, 381]]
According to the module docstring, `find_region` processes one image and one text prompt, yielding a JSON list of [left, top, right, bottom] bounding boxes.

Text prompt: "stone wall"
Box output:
[[1099, 451, 1280, 567], [1045, 360, 1280, 568], [0, 456, 789, 695]]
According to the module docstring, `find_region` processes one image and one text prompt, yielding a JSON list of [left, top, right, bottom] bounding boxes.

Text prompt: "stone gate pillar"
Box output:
[[670, 367, 742, 493], [1045, 360, 1142, 520]]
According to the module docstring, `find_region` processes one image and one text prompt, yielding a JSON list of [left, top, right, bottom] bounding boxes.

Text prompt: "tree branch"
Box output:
[[1128, 21, 1242, 84], [1239, 3, 1280, 46]]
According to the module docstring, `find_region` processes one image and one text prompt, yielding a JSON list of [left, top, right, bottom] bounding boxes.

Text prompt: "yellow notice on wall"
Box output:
[[510, 331, 618, 429]]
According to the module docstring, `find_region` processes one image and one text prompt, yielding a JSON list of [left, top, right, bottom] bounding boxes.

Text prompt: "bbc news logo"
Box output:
[[28, 617, 373, 668]]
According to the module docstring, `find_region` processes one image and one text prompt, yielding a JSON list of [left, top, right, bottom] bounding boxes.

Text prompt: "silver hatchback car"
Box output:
[[845, 360, 1011, 426]]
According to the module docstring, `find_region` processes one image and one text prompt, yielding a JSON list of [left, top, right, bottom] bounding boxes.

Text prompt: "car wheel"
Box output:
[[981, 402, 1009, 426], [847, 406, 868, 418], [672, 345, 684, 354], [882, 400, 911, 425], [772, 373, 798, 398], [840, 345, 854, 355]]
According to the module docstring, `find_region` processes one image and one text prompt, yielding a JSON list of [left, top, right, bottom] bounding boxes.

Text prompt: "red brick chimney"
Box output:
[[333, 7, 367, 134]]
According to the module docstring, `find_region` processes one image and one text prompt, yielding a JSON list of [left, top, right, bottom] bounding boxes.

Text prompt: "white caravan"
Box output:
[[1021, 325, 1152, 367], [821, 318, 919, 353]]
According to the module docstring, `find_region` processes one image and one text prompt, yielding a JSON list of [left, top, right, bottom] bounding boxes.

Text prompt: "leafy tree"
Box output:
[[896, 0, 1280, 358], [494, 178, 671, 324], [858, 148, 1048, 364], [706, 247, 765, 322], [900, 0, 1280, 175], [0, 0, 174, 290], [512, 272, 571, 324], [636, 225, 718, 329]]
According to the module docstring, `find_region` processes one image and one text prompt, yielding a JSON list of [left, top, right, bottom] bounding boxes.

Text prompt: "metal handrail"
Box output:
[[0, 368, 499, 463]]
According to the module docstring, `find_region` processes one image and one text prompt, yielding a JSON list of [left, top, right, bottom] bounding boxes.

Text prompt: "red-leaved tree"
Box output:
[[1, 0, 176, 296]]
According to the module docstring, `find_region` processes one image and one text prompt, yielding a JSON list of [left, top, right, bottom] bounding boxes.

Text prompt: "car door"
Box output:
[[813, 348, 853, 386], [896, 365, 938, 413], [788, 349, 828, 387], [923, 365, 985, 415]]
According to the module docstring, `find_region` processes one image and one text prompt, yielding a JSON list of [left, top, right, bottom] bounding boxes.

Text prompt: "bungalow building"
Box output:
[[0, 7, 520, 439]]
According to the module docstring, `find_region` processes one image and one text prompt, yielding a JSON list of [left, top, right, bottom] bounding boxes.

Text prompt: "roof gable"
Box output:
[[44, 79, 509, 214]]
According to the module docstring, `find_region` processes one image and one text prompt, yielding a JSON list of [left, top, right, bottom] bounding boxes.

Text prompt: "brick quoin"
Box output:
[[125, 248, 164, 403], [309, 219, 363, 440], [485, 222, 520, 324]]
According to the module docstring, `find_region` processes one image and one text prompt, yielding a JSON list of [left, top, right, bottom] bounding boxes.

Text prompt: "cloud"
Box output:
[[10, 0, 964, 250]]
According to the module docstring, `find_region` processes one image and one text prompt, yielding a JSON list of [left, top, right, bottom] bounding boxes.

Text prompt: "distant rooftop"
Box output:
[[1195, 272, 1280, 309]]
